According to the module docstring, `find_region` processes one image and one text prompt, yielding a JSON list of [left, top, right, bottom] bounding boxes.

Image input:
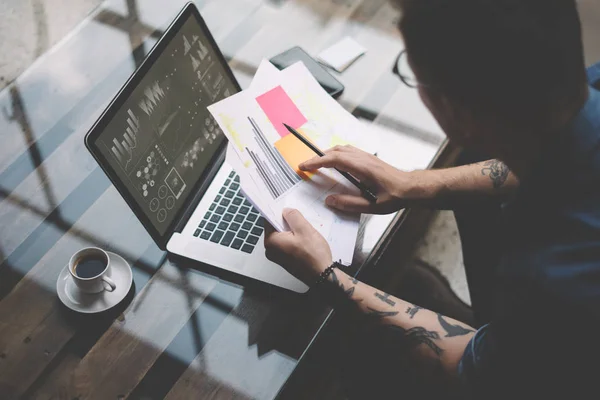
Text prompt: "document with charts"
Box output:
[[208, 61, 376, 265]]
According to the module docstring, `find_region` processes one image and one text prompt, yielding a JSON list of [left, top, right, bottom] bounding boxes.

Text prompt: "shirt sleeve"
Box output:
[[457, 324, 494, 398]]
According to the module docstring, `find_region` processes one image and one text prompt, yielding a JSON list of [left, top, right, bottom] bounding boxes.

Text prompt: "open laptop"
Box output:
[[85, 2, 308, 293]]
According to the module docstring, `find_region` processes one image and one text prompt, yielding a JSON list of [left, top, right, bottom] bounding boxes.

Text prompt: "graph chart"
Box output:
[[110, 108, 140, 171], [246, 117, 302, 199]]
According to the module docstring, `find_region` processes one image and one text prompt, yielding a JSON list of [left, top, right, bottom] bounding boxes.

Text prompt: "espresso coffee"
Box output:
[[74, 255, 107, 278]]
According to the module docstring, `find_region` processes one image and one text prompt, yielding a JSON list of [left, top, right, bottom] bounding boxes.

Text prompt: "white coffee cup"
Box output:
[[68, 247, 116, 294]]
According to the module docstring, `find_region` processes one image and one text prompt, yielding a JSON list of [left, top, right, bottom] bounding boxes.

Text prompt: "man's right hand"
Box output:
[[299, 145, 434, 214]]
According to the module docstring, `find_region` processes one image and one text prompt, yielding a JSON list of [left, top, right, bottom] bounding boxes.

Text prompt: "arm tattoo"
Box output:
[[405, 304, 423, 319], [367, 307, 399, 319], [387, 325, 443, 357], [437, 313, 474, 337], [344, 286, 355, 298], [330, 270, 358, 299], [374, 292, 396, 306], [330, 270, 342, 289], [481, 160, 510, 189]]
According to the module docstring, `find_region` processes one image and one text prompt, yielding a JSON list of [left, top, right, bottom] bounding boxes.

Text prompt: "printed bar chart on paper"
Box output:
[[256, 85, 321, 179], [246, 116, 302, 199], [208, 60, 371, 265]]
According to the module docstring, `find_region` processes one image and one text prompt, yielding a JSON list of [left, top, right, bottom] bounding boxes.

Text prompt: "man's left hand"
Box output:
[[264, 209, 333, 286]]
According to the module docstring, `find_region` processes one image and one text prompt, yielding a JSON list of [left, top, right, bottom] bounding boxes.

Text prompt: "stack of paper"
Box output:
[[208, 60, 376, 265]]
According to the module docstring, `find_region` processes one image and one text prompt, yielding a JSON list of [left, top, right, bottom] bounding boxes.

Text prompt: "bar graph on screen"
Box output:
[[111, 109, 140, 170]]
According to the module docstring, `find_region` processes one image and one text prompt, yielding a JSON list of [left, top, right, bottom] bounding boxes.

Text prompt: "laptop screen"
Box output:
[[93, 14, 238, 235]]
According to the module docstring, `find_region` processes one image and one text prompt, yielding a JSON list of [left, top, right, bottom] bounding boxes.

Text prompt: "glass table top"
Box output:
[[0, 1, 446, 398]]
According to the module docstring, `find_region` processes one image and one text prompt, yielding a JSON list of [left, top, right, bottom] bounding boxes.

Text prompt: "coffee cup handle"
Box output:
[[102, 276, 117, 292]]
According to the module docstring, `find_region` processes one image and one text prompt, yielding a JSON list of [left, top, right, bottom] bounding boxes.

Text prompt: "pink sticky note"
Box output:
[[256, 86, 307, 138]]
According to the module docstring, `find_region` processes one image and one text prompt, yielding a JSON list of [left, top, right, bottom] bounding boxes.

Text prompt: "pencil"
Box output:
[[283, 123, 378, 203]]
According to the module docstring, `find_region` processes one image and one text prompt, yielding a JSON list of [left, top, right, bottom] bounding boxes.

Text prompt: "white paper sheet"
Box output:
[[213, 61, 373, 265], [317, 37, 367, 72]]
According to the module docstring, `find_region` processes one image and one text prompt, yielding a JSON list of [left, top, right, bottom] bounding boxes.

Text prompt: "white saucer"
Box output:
[[57, 251, 133, 314]]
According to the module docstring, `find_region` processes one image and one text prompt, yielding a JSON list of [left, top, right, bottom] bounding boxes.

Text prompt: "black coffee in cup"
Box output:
[[74, 254, 107, 278]]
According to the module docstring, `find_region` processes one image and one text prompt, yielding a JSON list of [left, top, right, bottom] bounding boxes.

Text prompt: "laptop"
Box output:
[[85, 2, 308, 293]]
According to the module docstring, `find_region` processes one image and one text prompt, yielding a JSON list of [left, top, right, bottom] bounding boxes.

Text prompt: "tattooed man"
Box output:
[[265, 0, 600, 398]]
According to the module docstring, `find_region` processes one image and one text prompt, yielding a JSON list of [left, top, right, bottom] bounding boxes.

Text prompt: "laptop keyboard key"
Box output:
[[206, 222, 216, 232], [220, 231, 235, 247], [210, 230, 225, 243], [241, 244, 254, 254], [194, 229, 201, 237], [230, 183, 239, 191], [247, 213, 258, 222], [251, 207, 259, 214], [256, 217, 264, 227], [246, 235, 259, 245], [199, 220, 207, 229], [232, 197, 243, 206], [210, 214, 220, 223], [225, 179, 231, 186], [220, 198, 230, 207], [237, 230, 248, 239], [242, 222, 253, 231], [229, 171, 236, 178], [240, 206, 250, 215], [231, 238, 243, 250], [227, 205, 239, 214], [219, 187, 226, 194], [234, 214, 244, 223], [229, 222, 241, 231], [209, 203, 216, 211], [234, 175, 240, 182], [223, 213, 233, 222], [243, 199, 252, 207], [215, 195, 222, 202], [218, 222, 229, 231], [200, 231, 211, 240], [215, 206, 226, 215], [251, 227, 263, 236], [204, 212, 211, 220], [225, 190, 235, 199]]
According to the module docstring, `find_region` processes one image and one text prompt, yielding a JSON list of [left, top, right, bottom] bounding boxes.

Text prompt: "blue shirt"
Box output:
[[458, 86, 600, 398]]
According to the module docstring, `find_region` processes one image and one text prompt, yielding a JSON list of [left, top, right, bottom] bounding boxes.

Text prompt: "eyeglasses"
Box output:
[[393, 49, 422, 89]]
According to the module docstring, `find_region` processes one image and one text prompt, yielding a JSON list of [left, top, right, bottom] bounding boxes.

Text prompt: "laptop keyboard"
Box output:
[[193, 171, 265, 254]]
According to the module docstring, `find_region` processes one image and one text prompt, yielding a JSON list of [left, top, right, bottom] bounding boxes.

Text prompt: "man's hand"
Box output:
[[264, 209, 333, 286], [299, 145, 431, 214]]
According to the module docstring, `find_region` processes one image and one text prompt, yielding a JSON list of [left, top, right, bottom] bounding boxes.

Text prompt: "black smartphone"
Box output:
[[270, 46, 345, 99]]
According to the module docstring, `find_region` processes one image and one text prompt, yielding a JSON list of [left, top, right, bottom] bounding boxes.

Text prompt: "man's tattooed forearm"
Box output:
[[437, 313, 474, 337], [387, 325, 444, 357], [405, 304, 423, 319], [481, 160, 510, 189], [374, 292, 396, 306], [367, 307, 399, 319], [349, 276, 359, 285]]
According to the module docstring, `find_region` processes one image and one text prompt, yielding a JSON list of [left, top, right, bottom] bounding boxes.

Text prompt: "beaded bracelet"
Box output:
[[314, 261, 341, 287]]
